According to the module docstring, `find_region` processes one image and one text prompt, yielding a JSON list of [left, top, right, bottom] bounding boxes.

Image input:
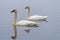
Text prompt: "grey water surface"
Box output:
[[0, 0, 60, 40]]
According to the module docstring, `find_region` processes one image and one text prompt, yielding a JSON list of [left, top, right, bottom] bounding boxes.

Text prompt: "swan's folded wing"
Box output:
[[29, 15, 48, 20], [16, 20, 37, 26]]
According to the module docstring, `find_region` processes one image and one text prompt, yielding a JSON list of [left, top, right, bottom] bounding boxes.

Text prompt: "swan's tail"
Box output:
[[44, 16, 48, 19], [34, 24, 39, 27], [43, 16, 48, 22], [45, 16, 48, 18]]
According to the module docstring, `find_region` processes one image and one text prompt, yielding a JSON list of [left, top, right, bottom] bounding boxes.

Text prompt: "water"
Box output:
[[0, 0, 60, 40]]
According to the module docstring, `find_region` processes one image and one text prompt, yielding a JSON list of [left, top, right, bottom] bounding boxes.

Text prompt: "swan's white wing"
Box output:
[[16, 20, 37, 26], [28, 15, 47, 20]]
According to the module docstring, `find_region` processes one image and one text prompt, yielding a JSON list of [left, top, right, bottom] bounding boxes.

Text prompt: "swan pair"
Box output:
[[11, 9, 38, 27], [11, 6, 48, 39], [11, 6, 47, 27]]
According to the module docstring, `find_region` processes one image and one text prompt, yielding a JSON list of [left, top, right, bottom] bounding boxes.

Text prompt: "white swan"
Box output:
[[25, 6, 48, 21], [11, 9, 38, 27]]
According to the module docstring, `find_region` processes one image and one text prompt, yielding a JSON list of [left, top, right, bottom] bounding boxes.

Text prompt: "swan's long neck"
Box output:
[[27, 8, 30, 19], [13, 12, 17, 25]]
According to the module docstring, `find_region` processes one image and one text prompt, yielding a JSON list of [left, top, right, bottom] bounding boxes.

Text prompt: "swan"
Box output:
[[11, 9, 39, 39], [11, 9, 38, 27], [25, 6, 48, 21]]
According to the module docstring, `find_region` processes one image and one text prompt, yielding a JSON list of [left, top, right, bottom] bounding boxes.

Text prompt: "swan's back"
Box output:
[[16, 20, 37, 26], [29, 15, 47, 20]]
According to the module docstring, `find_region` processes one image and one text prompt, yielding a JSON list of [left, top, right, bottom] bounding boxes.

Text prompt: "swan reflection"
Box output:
[[11, 25, 17, 40], [24, 26, 39, 33], [11, 25, 39, 40], [25, 29, 30, 33]]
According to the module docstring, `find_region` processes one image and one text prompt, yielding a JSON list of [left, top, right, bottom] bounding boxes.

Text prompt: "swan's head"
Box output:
[[11, 9, 17, 13], [25, 6, 30, 9]]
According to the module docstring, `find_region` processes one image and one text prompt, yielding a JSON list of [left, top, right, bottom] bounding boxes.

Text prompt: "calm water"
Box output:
[[0, 0, 60, 40]]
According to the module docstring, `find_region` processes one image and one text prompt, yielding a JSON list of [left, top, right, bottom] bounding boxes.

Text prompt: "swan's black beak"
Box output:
[[11, 10, 13, 13], [25, 7, 28, 9], [11, 10, 15, 13]]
